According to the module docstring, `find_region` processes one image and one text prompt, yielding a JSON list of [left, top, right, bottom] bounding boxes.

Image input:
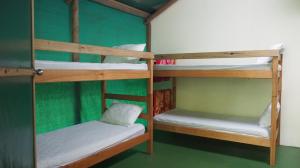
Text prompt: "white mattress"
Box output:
[[154, 109, 270, 138], [37, 121, 145, 168], [154, 64, 274, 71], [35, 60, 148, 70]]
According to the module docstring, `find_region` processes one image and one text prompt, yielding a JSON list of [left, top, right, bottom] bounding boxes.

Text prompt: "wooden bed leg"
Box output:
[[270, 143, 276, 166], [146, 59, 154, 155]]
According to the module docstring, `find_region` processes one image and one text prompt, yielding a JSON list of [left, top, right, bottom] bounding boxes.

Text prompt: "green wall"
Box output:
[[35, 0, 147, 134]]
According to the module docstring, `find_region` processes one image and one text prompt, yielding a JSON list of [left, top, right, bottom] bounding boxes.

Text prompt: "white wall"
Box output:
[[151, 0, 300, 147]]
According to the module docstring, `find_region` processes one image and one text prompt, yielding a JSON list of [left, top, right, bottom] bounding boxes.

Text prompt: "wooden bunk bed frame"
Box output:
[[153, 50, 282, 166], [34, 38, 154, 168]]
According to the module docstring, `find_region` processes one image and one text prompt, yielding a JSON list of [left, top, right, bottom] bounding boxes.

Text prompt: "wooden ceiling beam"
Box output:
[[92, 0, 150, 18], [145, 0, 177, 24]]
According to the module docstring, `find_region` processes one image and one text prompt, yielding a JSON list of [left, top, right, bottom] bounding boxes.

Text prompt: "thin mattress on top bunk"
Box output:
[[37, 121, 145, 168], [154, 108, 270, 138], [35, 60, 148, 71], [154, 64, 276, 70]]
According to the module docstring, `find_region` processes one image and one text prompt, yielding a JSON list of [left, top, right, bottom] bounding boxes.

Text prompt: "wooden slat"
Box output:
[[35, 39, 154, 59], [154, 121, 270, 147], [63, 133, 149, 168], [35, 70, 150, 83], [101, 81, 107, 113], [105, 93, 147, 102], [145, 0, 177, 24], [146, 59, 154, 154], [93, 0, 150, 18], [0, 68, 33, 77], [155, 50, 281, 59], [154, 70, 272, 78]]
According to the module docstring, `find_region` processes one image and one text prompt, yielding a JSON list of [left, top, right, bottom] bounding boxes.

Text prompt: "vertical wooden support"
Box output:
[[172, 77, 176, 109], [101, 81, 107, 114], [147, 59, 154, 154], [277, 55, 283, 145], [270, 56, 279, 166], [146, 23, 151, 52], [72, 0, 80, 61]]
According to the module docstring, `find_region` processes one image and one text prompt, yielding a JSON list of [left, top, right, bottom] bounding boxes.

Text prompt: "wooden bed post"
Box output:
[[147, 59, 154, 154], [101, 55, 107, 114], [277, 54, 283, 145], [270, 56, 279, 166], [172, 77, 176, 109]]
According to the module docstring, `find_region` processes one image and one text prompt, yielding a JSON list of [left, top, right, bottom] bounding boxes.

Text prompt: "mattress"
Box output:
[[35, 60, 148, 71], [154, 109, 270, 138], [154, 64, 276, 71], [37, 121, 145, 168]]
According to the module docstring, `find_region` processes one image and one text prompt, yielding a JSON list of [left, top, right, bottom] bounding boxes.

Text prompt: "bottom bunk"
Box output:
[[154, 109, 274, 147], [37, 121, 146, 168]]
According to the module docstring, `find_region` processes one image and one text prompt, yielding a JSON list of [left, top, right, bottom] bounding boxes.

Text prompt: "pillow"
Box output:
[[259, 102, 281, 127], [103, 44, 146, 63], [101, 103, 143, 126]]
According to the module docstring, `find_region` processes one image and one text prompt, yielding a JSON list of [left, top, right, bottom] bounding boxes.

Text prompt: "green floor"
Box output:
[[93, 131, 300, 168]]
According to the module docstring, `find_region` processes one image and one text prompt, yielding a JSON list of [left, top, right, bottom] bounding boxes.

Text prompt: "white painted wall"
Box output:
[[151, 0, 300, 147]]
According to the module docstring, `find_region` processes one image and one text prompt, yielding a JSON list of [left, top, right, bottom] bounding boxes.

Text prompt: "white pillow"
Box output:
[[101, 103, 143, 126], [259, 102, 281, 127], [103, 44, 146, 63]]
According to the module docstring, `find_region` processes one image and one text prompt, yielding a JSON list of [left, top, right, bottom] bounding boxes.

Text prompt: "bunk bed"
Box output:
[[153, 49, 283, 166], [34, 39, 154, 168]]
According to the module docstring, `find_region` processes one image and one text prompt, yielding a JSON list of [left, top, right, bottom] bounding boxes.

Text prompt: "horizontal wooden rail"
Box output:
[[93, 0, 150, 18], [35, 70, 150, 83], [154, 70, 272, 78], [155, 50, 281, 59], [105, 93, 147, 102], [139, 113, 150, 120], [0, 68, 34, 77], [35, 39, 154, 59]]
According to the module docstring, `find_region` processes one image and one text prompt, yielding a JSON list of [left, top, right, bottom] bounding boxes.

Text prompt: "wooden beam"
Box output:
[[155, 50, 281, 59], [154, 122, 270, 147], [146, 23, 151, 52], [92, 0, 150, 18], [154, 70, 273, 79], [71, 0, 80, 62], [35, 70, 151, 83], [35, 39, 154, 59], [0, 68, 34, 77], [145, 0, 177, 24], [105, 93, 147, 102]]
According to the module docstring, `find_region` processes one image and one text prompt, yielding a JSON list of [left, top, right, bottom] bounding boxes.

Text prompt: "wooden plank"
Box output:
[[101, 81, 107, 113], [62, 133, 149, 168], [172, 77, 176, 109], [0, 68, 33, 77], [155, 50, 281, 59], [105, 93, 147, 102], [145, 0, 177, 24], [35, 39, 154, 59], [146, 59, 154, 154], [270, 57, 279, 166], [146, 23, 151, 52], [139, 113, 150, 120], [71, 0, 80, 62], [93, 0, 150, 18], [154, 70, 273, 78], [154, 121, 270, 147], [35, 70, 151, 83]]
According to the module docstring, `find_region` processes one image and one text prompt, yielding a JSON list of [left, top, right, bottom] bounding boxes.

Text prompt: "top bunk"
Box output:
[[154, 49, 283, 79], [34, 39, 154, 83]]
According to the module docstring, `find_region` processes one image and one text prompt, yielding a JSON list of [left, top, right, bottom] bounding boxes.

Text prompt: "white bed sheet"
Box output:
[[35, 60, 148, 71], [154, 109, 270, 138], [37, 121, 145, 168]]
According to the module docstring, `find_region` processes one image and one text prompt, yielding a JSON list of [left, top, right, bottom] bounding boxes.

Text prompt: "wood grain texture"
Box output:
[[35, 70, 150, 83], [62, 133, 150, 168], [71, 0, 80, 62], [154, 121, 270, 147], [154, 70, 272, 78], [147, 59, 154, 154], [105, 93, 147, 102], [145, 0, 177, 24], [155, 50, 281, 59], [93, 0, 150, 18], [0, 68, 33, 77], [35, 39, 154, 59]]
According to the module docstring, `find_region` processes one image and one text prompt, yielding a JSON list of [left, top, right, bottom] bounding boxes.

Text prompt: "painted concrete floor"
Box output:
[[94, 131, 300, 168]]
